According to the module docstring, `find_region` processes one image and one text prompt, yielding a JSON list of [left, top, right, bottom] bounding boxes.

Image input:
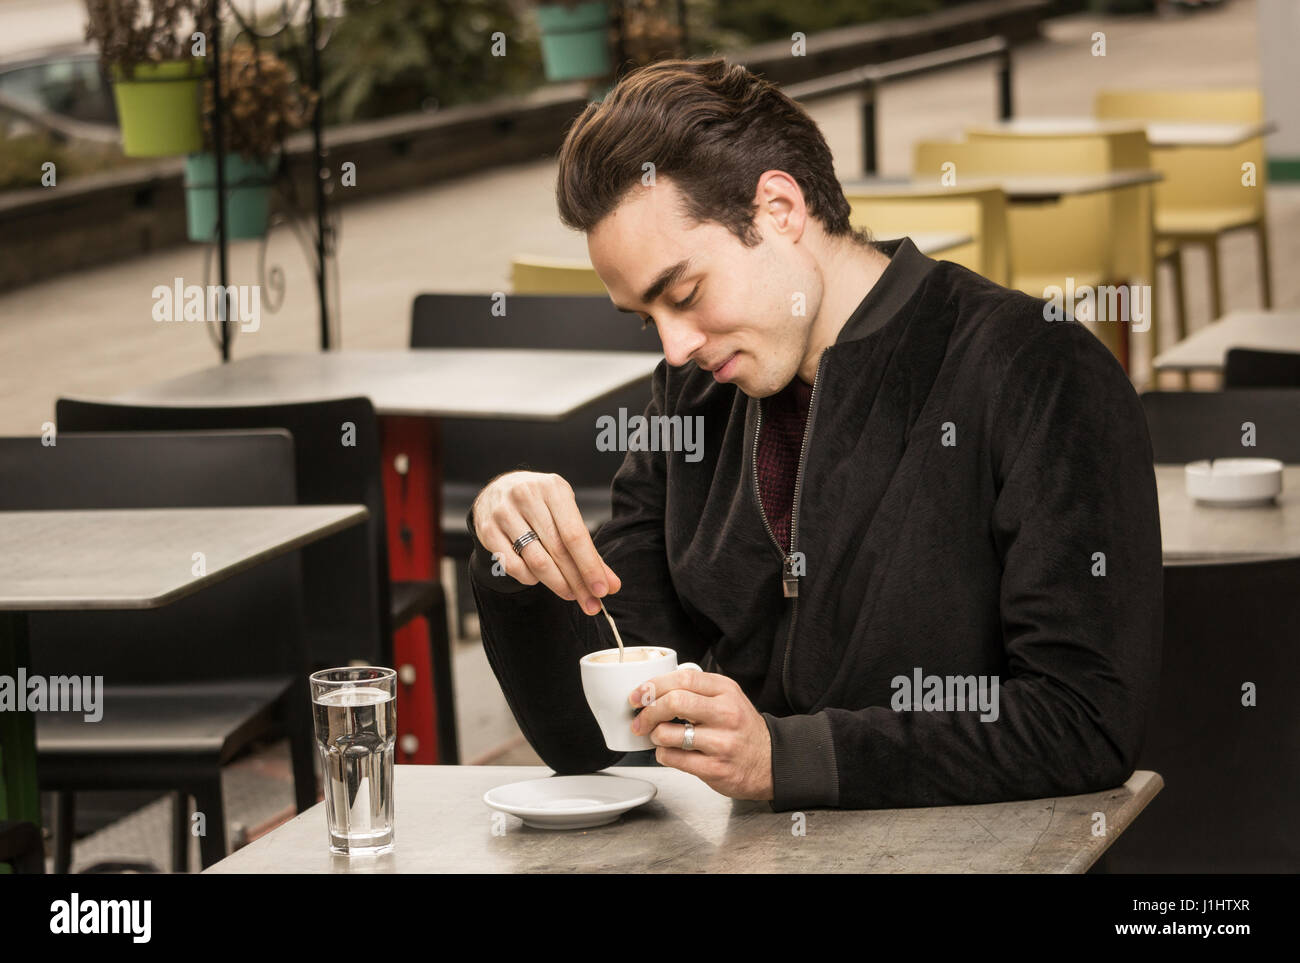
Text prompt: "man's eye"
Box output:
[[638, 285, 697, 330], [672, 285, 699, 310]]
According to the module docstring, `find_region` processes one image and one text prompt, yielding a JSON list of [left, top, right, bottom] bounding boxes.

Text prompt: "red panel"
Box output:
[[380, 416, 443, 765], [394, 618, 437, 764]]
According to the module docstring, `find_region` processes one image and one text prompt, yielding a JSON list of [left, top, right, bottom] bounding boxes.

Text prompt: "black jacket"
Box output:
[[467, 236, 1163, 811]]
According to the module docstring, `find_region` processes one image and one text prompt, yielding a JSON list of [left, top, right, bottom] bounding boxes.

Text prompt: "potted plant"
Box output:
[[184, 44, 317, 242], [533, 0, 613, 82], [85, 0, 205, 157]]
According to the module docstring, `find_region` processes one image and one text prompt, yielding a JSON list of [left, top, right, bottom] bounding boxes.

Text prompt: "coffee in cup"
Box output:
[[587, 647, 667, 664], [579, 646, 701, 752]]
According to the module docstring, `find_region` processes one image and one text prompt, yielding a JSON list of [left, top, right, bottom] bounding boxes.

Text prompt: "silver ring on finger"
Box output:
[[682, 723, 696, 751], [512, 530, 540, 556]]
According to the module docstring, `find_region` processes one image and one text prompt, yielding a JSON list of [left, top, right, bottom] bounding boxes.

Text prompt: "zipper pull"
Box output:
[[782, 555, 800, 598]]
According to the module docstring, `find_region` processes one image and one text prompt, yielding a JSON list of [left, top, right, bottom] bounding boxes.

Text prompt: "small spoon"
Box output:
[[598, 599, 626, 662]]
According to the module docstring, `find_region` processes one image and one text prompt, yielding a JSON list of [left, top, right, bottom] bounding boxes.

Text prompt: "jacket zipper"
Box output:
[[751, 354, 827, 707]]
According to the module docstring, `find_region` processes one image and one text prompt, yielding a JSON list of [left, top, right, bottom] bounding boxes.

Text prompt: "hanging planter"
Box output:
[[183, 152, 274, 241], [110, 59, 205, 157], [535, 1, 612, 82], [86, 0, 204, 157], [186, 44, 317, 243]]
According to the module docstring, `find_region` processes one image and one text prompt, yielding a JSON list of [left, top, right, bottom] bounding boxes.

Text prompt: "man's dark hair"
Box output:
[[556, 57, 873, 249]]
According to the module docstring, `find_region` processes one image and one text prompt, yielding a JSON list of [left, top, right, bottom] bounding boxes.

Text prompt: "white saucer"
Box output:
[[483, 774, 657, 830]]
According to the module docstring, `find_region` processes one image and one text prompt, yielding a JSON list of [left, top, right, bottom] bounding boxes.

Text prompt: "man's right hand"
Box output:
[[471, 471, 621, 614]]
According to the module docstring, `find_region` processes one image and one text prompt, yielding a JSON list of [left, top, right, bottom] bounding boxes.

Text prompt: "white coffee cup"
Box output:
[[579, 646, 702, 752]]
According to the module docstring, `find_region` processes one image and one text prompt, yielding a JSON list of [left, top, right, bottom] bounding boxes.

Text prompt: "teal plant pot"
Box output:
[[535, 1, 611, 82], [184, 152, 274, 242]]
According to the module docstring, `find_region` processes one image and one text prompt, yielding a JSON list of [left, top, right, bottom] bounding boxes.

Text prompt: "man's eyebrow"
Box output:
[[611, 258, 693, 313]]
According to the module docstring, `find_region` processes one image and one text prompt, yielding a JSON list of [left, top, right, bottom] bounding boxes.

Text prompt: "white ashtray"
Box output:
[[1184, 458, 1284, 507]]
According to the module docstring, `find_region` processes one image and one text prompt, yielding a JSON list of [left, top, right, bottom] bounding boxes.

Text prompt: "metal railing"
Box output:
[[784, 35, 1015, 176]]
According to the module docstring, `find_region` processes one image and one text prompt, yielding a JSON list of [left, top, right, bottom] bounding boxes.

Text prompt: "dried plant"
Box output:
[[84, 0, 202, 74], [202, 44, 318, 159], [620, 0, 685, 68]]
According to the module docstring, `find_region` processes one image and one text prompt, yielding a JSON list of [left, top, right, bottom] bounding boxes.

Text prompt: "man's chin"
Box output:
[[738, 378, 781, 400]]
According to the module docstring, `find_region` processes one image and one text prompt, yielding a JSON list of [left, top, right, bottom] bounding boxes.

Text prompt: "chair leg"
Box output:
[[1168, 248, 1188, 344], [276, 673, 318, 813], [1205, 239, 1224, 323], [171, 793, 189, 873], [192, 777, 227, 870], [456, 556, 476, 640], [1168, 250, 1190, 390], [289, 710, 318, 814], [1118, 313, 1131, 374], [1256, 222, 1273, 309], [428, 599, 460, 765], [52, 791, 74, 873]]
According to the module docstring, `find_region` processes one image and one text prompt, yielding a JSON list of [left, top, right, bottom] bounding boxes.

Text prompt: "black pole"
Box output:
[[209, 0, 230, 361], [861, 85, 878, 177], [308, 0, 330, 350], [998, 47, 1013, 120]]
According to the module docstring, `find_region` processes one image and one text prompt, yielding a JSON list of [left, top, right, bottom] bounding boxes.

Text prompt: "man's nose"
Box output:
[[656, 315, 705, 368]]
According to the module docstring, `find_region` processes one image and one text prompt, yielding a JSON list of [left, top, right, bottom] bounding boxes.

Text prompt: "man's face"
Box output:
[[587, 174, 822, 398]]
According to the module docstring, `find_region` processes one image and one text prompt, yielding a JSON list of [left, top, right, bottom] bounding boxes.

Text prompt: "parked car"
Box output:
[[0, 42, 117, 130]]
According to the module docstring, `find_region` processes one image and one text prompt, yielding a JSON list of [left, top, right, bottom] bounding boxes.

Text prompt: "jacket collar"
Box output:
[[833, 236, 938, 347]]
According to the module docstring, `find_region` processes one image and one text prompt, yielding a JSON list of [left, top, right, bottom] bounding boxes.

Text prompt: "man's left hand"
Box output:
[[629, 668, 773, 801]]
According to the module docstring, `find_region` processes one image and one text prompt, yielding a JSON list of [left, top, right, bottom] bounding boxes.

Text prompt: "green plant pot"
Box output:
[[535, 1, 611, 82], [110, 60, 205, 157], [184, 153, 274, 242]]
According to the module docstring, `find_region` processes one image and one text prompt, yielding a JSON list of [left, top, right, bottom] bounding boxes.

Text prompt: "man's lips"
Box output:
[[701, 352, 738, 373]]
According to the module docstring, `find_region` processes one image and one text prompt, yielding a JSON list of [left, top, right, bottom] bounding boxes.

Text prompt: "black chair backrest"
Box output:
[[0, 431, 308, 684], [1105, 556, 1300, 871], [1140, 389, 1300, 463], [411, 293, 661, 352], [0, 431, 292, 509], [411, 293, 660, 488], [1224, 348, 1300, 389], [54, 398, 389, 667]]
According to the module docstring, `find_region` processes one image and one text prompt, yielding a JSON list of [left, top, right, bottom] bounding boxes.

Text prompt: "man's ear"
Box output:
[[753, 170, 806, 241]]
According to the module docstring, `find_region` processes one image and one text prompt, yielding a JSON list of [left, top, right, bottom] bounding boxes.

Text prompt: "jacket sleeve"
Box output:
[[468, 359, 712, 773], [763, 318, 1164, 810]]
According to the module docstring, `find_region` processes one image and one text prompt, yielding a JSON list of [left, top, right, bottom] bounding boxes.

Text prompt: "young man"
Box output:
[[467, 58, 1162, 811]]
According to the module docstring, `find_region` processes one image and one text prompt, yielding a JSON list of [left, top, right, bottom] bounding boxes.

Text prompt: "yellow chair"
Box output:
[[914, 137, 1112, 292], [1095, 89, 1271, 319], [843, 185, 1010, 286], [1104, 127, 1188, 349], [510, 255, 607, 294], [925, 128, 1159, 369], [962, 126, 1172, 367], [915, 137, 1118, 358]]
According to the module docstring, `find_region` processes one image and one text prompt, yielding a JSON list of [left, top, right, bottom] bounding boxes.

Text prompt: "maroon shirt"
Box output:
[[756, 375, 814, 553]]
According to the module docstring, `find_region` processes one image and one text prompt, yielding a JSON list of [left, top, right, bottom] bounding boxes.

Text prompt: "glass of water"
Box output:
[[309, 666, 397, 856]]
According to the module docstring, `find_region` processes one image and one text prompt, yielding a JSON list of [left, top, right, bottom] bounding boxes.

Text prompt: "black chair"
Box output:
[[411, 293, 659, 631], [1140, 389, 1300, 463], [1224, 348, 1300, 389], [1103, 557, 1300, 872], [0, 430, 314, 871], [0, 821, 44, 874], [55, 397, 457, 765]]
